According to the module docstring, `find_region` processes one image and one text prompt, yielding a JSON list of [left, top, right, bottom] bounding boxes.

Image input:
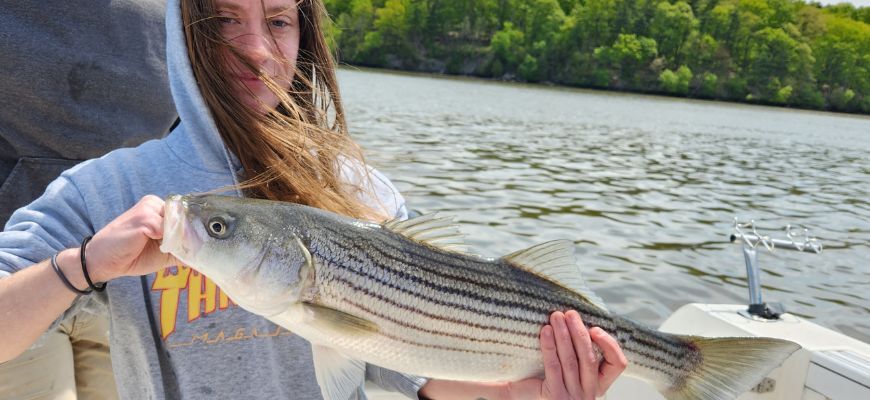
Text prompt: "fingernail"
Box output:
[[541, 325, 553, 340]]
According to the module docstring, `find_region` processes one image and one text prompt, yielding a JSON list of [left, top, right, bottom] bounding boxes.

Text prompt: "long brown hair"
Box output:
[[182, 0, 383, 220]]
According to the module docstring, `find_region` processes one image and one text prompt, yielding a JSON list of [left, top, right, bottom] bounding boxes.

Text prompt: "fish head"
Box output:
[[161, 194, 312, 316]]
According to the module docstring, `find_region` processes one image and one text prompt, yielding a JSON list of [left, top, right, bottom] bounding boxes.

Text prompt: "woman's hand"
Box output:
[[80, 195, 177, 282], [505, 310, 627, 400], [418, 310, 627, 400]]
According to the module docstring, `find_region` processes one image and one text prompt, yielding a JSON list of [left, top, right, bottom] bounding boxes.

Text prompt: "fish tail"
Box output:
[[661, 336, 800, 400]]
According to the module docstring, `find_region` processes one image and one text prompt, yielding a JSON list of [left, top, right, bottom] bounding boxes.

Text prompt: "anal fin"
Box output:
[[312, 344, 366, 400]]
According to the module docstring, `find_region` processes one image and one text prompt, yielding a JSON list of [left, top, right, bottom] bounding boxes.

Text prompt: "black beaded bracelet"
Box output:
[[51, 252, 92, 296], [80, 236, 106, 292]]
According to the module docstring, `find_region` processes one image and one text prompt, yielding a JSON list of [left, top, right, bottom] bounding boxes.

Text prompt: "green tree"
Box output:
[[518, 54, 541, 81], [523, 0, 566, 45], [659, 65, 693, 94], [571, 0, 619, 51], [813, 14, 870, 111], [324, 0, 870, 113], [373, 0, 412, 52], [650, 1, 699, 63], [490, 22, 526, 74], [521, 0, 566, 78], [594, 33, 658, 87], [773, 84, 793, 104], [744, 27, 812, 102], [333, 0, 377, 62], [700, 71, 718, 97]]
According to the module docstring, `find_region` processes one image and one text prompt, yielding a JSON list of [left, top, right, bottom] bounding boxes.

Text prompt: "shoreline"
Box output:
[[338, 64, 870, 119]]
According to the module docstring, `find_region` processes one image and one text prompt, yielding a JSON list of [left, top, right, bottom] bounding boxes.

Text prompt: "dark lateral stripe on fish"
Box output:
[[632, 350, 698, 378], [318, 251, 559, 327], [366, 228, 562, 295], [377, 330, 517, 358], [315, 242, 548, 317], [622, 341, 687, 375], [621, 339, 693, 372], [318, 224, 562, 300], [322, 272, 540, 340], [370, 237, 611, 318], [316, 226, 696, 375], [319, 224, 611, 321], [626, 349, 687, 374], [629, 335, 690, 359], [571, 315, 690, 370], [374, 234, 554, 290], [332, 269, 693, 377], [339, 296, 540, 351], [313, 235, 611, 325], [583, 319, 691, 373], [625, 331, 694, 363], [630, 357, 676, 376], [625, 323, 688, 349]]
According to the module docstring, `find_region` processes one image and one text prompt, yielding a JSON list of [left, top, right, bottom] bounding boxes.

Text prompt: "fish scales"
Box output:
[[307, 221, 703, 381], [316, 222, 608, 325], [314, 224, 577, 328], [161, 194, 802, 400], [311, 230, 545, 367], [319, 221, 557, 306]]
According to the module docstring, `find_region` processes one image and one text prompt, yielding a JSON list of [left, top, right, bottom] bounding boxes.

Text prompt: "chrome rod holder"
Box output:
[[742, 245, 762, 306], [731, 218, 822, 320]]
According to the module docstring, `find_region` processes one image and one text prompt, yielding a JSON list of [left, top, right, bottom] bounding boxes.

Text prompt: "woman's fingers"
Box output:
[[540, 324, 566, 396], [88, 195, 170, 281], [565, 312, 630, 398], [565, 310, 598, 400], [138, 195, 166, 239], [537, 311, 627, 400], [550, 311, 583, 398], [589, 327, 628, 397]]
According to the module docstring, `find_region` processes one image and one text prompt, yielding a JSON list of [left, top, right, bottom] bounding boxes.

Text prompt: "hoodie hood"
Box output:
[[160, 0, 406, 219], [165, 0, 242, 176]]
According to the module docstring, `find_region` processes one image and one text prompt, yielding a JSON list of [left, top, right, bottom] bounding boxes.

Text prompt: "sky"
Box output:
[[812, 0, 870, 6]]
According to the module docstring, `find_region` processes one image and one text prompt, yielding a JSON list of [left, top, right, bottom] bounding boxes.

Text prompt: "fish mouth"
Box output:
[[160, 195, 203, 261]]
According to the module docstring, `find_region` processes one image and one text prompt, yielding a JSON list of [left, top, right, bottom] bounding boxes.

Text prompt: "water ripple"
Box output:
[[340, 68, 870, 342]]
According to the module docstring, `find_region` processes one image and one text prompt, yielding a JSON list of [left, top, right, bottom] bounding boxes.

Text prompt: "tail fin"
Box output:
[[662, 336, 800, 400]]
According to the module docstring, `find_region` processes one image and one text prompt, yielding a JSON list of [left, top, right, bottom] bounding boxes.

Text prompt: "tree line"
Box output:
[[323, 0, 870, 113]]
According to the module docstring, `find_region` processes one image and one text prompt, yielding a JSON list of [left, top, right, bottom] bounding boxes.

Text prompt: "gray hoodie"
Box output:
[[0, 0, 425, 398]]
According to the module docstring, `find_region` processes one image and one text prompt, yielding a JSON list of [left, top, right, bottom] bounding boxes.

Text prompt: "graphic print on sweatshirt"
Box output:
[[151, 264, 292, 347]]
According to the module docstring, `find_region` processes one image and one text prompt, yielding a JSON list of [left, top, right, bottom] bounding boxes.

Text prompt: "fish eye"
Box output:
[[206, 216, 232, 239]]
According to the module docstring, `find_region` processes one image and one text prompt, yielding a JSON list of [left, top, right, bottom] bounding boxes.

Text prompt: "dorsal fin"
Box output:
[[384, 213, 467, 253], [502, 240, 608, 311]]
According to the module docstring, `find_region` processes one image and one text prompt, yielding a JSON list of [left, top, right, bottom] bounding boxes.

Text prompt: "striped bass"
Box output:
[[160, 194, 800, 400]]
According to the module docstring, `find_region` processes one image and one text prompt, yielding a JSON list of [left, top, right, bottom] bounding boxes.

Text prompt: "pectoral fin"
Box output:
[[311, 344, 366, 400], [302, 302, 379, 337]]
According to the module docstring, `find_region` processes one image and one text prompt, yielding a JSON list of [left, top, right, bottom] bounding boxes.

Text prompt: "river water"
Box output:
[[338, 67, 870, 342]]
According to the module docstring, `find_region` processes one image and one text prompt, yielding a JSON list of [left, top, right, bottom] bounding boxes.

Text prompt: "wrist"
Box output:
[[419, 380, 511, 400], [498, 381, 513, 400], [80, 236, 109, 290], [58, 243, 117, 285], [55, 248, 90, 291]]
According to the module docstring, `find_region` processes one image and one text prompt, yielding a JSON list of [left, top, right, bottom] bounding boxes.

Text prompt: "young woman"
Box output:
[[0, 0, 626, 398]]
